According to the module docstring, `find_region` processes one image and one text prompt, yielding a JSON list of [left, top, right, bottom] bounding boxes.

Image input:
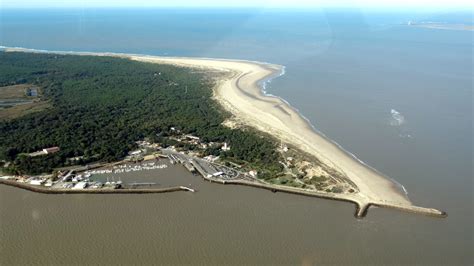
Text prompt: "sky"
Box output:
[[0, 0, 472, 9]]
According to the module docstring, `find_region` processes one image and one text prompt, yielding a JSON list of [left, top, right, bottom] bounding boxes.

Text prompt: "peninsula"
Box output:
[[407, 21, 474, 31], [0, 47, 446, 218]]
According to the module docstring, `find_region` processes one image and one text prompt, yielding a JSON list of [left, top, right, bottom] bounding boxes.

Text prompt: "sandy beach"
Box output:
[[130, 55, 412, 205], [2, 47, 446, 216], [131, 55, 448, 217]]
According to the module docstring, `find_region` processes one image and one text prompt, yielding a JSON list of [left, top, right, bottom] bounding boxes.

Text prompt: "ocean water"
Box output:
[[0, 8, 472, 265]]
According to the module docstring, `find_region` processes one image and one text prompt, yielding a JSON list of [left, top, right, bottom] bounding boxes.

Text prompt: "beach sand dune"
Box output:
[[132, 56, 410, 205]]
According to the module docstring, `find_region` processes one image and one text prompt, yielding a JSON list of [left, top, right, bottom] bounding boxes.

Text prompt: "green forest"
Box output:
[[0, 52, 282, 176]]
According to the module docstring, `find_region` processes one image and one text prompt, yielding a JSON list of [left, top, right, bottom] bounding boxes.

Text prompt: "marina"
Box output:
[[84, 162, 168, 175], [0, 157, 194, 193], [0, 148, 447, 218]]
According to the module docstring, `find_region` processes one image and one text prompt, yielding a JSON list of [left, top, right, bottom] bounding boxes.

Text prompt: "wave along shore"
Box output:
[[1, 46, 446, 217]]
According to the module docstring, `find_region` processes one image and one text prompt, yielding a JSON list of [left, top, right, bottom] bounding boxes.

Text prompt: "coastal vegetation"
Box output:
[[0, 52, 282, 176]]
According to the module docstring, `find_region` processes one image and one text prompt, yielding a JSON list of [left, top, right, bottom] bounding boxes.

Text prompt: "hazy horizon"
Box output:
[[0, 0, 472, 10]]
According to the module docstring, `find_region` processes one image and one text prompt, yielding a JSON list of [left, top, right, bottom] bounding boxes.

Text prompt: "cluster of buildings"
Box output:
[[167, 133, 231, 152], [7, 129, 256, 192], [53, 170, 120, 190], [1, 168, 124, 190], [165, 150, 243, 181], [2, 175, 54, 187]]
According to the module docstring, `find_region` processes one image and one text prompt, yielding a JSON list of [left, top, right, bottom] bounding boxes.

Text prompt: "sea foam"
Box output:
[[390, 109, 405, 126]]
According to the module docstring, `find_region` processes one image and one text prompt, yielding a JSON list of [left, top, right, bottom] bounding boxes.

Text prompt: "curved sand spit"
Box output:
[[2, 47, 446, 217]]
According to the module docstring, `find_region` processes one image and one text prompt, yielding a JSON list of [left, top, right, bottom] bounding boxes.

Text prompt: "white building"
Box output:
[[204, 155, 219, 162], [42, 146, 60, 154], [129, 150, 142, 156], [221, 142, 231, 151], [29, 179, 44, 186], [185, 135, 200, 141], [72, 182, 88, 190]]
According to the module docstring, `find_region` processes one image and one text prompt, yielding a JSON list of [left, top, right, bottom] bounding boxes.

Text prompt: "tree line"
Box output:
[[0, 52, 282, 176]]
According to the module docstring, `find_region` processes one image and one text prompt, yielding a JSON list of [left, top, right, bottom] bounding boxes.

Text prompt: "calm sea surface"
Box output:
[[0, 8, 472, 265]]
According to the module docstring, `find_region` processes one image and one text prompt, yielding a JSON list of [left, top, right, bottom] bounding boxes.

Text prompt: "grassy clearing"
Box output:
[[0, 84, 46, 120], [0, 84, 36, 99], [0, 101, 51, 120]]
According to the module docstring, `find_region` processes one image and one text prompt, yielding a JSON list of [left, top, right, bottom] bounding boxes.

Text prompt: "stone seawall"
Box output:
[[0, 179, 192, 194], [201, 177, 447, 219]]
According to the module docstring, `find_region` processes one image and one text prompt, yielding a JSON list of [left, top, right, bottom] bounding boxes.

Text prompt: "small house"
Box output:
[[42, 147, 60, 154]]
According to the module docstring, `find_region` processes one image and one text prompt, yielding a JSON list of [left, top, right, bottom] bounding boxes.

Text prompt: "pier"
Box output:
[[196, 175, 447, 219], [0, 179, 195, 195]]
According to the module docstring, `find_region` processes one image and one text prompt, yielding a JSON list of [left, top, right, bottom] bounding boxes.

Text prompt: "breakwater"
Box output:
[[200, 176, 447, 219], [0, 179, 194, 194]]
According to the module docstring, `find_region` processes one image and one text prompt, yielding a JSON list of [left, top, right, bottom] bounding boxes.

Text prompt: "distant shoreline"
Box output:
[[1, 46, 447, 218], [408, 22, 474, 31]]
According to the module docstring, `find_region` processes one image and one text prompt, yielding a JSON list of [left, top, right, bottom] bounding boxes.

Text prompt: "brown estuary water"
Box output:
[[0, 165, 470, 265]]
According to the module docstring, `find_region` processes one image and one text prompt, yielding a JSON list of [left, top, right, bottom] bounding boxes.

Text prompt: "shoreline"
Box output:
[[240, 60, 409, 194], [408, 23, 474, 31], [1, 46, 446, 217]]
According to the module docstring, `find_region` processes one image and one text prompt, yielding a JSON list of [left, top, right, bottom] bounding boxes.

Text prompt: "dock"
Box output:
[[129, 182, 157, 187]]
